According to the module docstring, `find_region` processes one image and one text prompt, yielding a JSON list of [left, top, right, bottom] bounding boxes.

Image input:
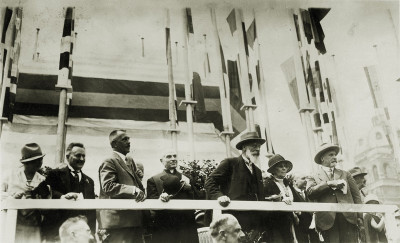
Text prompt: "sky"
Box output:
[[1, 0, 399, 175]]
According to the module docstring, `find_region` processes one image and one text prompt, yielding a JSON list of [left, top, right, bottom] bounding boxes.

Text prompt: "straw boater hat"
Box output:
[[314, 143, 340, 164], [20, 143, 46, 163], [348, 167, 368, 178], [235, 132, 266, 150], [267, 154, 293, 173]]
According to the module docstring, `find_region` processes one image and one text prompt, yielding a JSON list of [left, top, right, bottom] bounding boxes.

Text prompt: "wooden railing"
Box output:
[[1, 199, 399, 243]]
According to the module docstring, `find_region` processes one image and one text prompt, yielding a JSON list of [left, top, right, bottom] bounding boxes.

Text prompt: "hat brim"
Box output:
[[352, 172, 368, 177], [236, 138, 266, 150], [314, 145, 340, 164], [20, 154, 45, 163], [267, 160, 293, 174]]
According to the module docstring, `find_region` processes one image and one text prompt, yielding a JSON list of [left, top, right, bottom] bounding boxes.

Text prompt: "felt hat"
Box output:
[[267, 154, 293, 173], [236, 132, 265, 150], [348, 167, 367, 178], [20, 143, 45, 163], [160, 174, 184, 195], [314, 143, 340, 164]]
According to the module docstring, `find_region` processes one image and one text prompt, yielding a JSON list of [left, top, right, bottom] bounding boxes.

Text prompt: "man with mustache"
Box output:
[[205, 132, 265, 232], [98, 129, 146, 243], [40, 143, 96, 242], [306, 143, 362, 243]]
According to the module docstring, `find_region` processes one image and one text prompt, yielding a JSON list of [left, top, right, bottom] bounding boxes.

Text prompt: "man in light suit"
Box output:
[[40, 142, 96, 242], [98, 129, 146, 243], [205, 132, 265, 232], [306, 143, 362, 243]]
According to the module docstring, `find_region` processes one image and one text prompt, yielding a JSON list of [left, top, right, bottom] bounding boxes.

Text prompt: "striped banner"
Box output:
[[57, 7, 74, 92]]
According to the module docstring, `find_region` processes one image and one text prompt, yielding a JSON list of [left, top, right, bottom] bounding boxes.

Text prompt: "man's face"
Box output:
[[161, 152, 177, 170], [320, 150, 337, 168], [222, 218, 245, 243], [70, 220, 93, 243], [295, 176, 307, 190], [113, 131, 130, 155], [243, 142, 261, 163], [354, 175, 367, 190], [67, 146, 86, 171], [23, 158, 43, 174]]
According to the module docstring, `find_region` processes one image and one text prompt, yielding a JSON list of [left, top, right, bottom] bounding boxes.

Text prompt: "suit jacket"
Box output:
[[306, 166, 362, 231], [146, 170, 199, 243], [205, 155, 264, 201], [40, 166, 96, 239], [98, 153, 144, 229], [291, 185, 313, 232]]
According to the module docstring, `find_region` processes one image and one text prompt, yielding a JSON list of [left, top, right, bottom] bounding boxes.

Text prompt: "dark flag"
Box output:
[[300, 9, 313, 44], [1, 8, 13, 44], [219, 41, 227, 74], [314, 61, 325, 102], [192, 72, 207, 122], [325, 78, 332, 102], [331, 111, 339, 145], [227, 60, 241, 102], [226, 9, 237, 35], [309, 8, 330, 54], [293, 14, 301, 44], [314, 113, 321, 128], [246, 19, 256, 49], [241, 22, 249, 56], [186, 8, 194, 34]]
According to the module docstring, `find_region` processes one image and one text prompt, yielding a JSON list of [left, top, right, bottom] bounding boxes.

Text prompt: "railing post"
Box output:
[[384, 207, 398, 243], [4, 209, 17, 243]]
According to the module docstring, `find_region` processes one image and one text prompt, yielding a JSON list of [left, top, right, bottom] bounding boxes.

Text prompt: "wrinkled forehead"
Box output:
[[161, 149, 177, 159], [111, 131, 129, 142]]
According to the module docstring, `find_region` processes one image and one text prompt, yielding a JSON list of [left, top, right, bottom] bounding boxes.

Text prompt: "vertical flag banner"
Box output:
[[226, 9, 237, 35], [57, 7, 74, 93], [192, 72, 207, 122], [281, 56, 300, 109], [246, 19, 256, 50]]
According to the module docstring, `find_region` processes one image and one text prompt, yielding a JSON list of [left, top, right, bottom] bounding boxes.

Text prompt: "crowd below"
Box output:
[[1, 129, 397, 243]]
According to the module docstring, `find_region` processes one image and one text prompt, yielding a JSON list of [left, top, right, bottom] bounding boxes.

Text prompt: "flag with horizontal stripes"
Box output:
[[57, 7, 74, 98], [226, 9, 236, 35]]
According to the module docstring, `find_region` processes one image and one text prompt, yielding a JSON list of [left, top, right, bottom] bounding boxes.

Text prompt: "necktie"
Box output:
[[246, 161, 253, 174], [72, 170, 80, 182], [328, 168, 334, 180]]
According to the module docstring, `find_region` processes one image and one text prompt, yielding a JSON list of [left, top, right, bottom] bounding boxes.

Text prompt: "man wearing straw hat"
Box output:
[[307, 143, 362, 243], [205, 131, 265, 232]]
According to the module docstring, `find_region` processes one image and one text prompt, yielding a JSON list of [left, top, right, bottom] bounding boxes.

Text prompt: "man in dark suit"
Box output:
[[205, 131, 265, 232], [98, 129, 146, 243], [146, 149, 199, 243], [40, 142, 96, 242], [307, 143, 362, 243]]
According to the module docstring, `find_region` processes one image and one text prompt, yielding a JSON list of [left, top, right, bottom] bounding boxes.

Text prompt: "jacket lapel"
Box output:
[[317, 167, 330, 182], [114, 153, 135, 178], [61, 166, 71, 193]]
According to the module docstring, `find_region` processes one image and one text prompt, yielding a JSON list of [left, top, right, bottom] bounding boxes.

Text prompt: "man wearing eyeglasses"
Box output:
[[146, 149, 199, 243], [205, 131, 265, 232]]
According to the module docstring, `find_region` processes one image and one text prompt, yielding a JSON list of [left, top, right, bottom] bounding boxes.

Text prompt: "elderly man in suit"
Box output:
[[205, 131, 265, 232], [146, 149, 198, 243], [306, 143, 362, 243], [40, 142, 96, 242], [98, 129, 146, 243]]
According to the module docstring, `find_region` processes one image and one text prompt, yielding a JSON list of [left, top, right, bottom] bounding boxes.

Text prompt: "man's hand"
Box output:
[[136, 169, 144, 179], [282, 197, 293, 205], [61, 192, 80, 200], [217, 195, 230, 207], [160, 192, 171, 202], [265, 194, 282, 201], [13, 192, 25, 199], [135, 189, 146, 202], [327, 180, 345, 189]]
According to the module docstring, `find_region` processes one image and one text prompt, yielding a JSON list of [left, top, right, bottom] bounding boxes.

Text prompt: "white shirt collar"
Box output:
[[67, 164, 81, 173], [242, 154, 252, 165], [113, 151, 126, 162], [320, 165, 334, 173]]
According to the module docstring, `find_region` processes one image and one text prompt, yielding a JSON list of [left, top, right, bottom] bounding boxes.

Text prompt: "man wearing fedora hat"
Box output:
[[306, 143, 362, 243], [205, 131, 265, 232], [40, 142, 96, 242], [349, 167, 368, 201]]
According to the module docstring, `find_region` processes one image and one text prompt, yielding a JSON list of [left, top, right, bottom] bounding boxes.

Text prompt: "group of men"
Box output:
[[17, 129, 371, 243]]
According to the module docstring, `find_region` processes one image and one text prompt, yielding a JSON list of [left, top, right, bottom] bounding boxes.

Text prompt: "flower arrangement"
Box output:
[[179, 159, 218, 199]]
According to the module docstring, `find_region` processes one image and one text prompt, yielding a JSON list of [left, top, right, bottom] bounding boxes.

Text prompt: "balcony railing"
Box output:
[[1, 199, 399, 243]]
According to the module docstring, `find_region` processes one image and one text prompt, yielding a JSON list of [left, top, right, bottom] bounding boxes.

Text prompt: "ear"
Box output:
[[219, 230, 226, 240]]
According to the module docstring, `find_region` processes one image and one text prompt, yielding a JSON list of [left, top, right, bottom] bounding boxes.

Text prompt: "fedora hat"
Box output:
[[236, 131, 265, 150], [348, 167, 367, 178], [20, 143, 45, 163], [267, 154, 293, 173], [314, 143, 340, 164]]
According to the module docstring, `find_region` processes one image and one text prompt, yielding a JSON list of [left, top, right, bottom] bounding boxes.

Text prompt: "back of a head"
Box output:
[[209, 214, 237, 239], [59, 216, 89, 243]]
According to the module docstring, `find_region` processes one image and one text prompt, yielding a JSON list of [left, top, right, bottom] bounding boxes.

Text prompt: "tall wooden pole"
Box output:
[[210, 8, 234, 157], [180, 8, 196, 160], [55, 89, 67, 164], [166, 9, 178, 152], [235, 9, 256, 132]]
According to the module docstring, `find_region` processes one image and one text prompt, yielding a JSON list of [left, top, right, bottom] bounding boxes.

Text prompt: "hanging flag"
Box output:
[[314, 61, 325, 102], [1, 8, 13, 44], [246, 19, 256, 49], [192, 72, 207, 122], [227, 60, 242, 105], [300, 9, 313, 44], [241, 22, 249, 57], [309, 8, 330, 55], [226, 9, 237, 35], [58, 7, 74, 91], [325, 78, 332, 102], [281, 56, 300, 109], [293, 14, 301, 44], [186, 8, 194, 34], [331, 111, 339, 145], [219, 41, 227, 74]]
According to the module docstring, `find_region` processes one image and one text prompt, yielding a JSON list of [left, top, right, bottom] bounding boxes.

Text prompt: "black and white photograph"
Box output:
[[0, 0, 399, 242]]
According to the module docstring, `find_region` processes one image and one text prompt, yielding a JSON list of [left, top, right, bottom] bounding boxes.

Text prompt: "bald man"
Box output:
[[209, 214, 245, 243]]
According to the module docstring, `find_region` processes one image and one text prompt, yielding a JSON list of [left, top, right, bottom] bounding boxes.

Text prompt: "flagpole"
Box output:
[[253, 9, 273, 157], [180, 8, 196, 160], [166, 9, 178, 152], [235, 9, 256, 132], [210, 8, 234, 157], [289, 9, 317, 172]]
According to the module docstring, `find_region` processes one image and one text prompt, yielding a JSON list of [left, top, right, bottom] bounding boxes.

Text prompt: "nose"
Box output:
[[239, 230, 245, 239]]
